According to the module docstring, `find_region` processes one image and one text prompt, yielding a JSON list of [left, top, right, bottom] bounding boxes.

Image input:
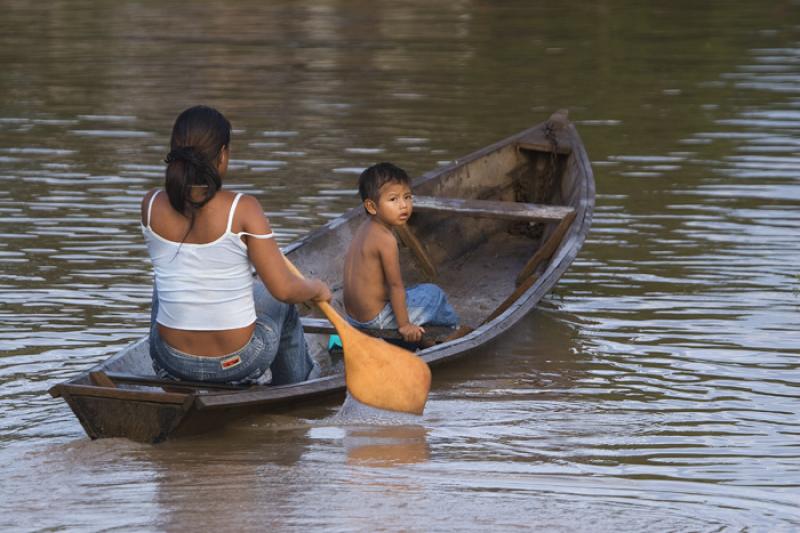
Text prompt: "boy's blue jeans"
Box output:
[[346, 283, 459, 330], [149, 279, 318, 386]]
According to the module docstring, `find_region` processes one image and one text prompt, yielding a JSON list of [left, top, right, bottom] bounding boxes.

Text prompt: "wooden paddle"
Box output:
[[282, 256, 432, 415]]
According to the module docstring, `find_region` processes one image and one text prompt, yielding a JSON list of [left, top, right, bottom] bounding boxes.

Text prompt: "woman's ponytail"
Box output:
[[163, 106, 231, 240], [164, 145, 222, 214]]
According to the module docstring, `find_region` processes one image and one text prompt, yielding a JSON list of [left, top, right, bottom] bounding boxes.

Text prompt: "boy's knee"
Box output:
[[422, 283, 447, 302], [416, 283, 442, 294]]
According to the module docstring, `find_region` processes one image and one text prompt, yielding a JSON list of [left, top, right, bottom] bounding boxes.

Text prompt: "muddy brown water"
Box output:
[[1, 1, 799, 530]]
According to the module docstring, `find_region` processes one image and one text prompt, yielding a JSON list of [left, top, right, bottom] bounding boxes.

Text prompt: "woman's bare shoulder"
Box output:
[[231, 193, 270, 233], [140, 188, 161, 223], [232, 193, 266, 218], [141, 187, 160, 204]]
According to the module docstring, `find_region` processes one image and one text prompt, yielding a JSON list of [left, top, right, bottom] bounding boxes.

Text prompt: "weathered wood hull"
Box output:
[[50, 111, 595, 443]]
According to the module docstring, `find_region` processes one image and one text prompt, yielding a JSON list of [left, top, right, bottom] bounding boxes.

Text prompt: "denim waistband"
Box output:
[[346, 302, 392, 329], [155, 329, 256, 360], [149, 321, 276, 385]]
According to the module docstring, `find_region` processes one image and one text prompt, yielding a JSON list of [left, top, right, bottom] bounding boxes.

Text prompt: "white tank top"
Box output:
[[141, 191, 274, 330]]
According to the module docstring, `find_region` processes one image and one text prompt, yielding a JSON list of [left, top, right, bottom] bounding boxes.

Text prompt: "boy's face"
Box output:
[[365, 181, 413, 227]]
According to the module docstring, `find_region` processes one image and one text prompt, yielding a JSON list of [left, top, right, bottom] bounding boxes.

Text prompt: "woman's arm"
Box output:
[[379, 231, 424, 342], [237, 195, 330, 304]]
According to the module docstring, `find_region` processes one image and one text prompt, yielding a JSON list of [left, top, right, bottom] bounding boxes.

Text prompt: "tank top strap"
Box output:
[[226, 193, 244, 233], [146, 190, 160, 228]]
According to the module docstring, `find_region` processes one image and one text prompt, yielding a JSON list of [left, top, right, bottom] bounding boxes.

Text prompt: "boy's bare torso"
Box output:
[[343, 219, 395, 322]]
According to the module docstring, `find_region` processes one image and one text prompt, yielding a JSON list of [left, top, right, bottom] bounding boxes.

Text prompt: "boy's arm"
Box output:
[[379, 232, 425, 342]]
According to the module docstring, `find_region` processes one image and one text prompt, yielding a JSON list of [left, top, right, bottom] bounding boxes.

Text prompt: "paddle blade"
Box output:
[[339, 325, 432, 415], [278, 256, 431, 414]]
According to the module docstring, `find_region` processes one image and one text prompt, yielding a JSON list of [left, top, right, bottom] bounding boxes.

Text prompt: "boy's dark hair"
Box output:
[[358, 162, 411, 203]]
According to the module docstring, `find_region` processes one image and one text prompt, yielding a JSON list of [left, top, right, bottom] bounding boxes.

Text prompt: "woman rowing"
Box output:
[[142, 105, 330, 385]]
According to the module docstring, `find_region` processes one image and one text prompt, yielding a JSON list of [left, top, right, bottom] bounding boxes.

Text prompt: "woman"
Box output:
[[141, 105, 330, 385]]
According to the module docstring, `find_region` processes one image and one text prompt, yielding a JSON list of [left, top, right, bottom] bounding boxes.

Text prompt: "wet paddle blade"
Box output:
[[338, 322, 431, 415]]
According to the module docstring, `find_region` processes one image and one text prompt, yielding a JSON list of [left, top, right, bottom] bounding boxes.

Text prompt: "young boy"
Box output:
[[343, 162, 458, 343]]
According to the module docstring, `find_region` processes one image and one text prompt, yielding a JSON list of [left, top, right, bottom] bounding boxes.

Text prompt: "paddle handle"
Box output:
[[281, 255, 348, 331]]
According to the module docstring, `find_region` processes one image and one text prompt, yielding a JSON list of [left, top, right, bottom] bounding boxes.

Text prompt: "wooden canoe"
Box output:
[[49, 110, 595, 443]]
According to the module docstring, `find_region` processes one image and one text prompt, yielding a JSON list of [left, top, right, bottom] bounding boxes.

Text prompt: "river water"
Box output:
[[1, 1, 799, 531]]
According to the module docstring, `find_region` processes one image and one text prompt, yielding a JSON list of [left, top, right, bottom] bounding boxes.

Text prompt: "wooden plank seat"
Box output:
[[52, 381, 192, 403], [102, 372, 250, 391], [300, 316, 456, 345], [410, 195, 578, 291], [517, 140, 572, 155], [48, 370, 250, 401], [412, 196, 574, 223]]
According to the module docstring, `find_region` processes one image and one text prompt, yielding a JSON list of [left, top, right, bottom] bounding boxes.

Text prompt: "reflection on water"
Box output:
[[324, 394, 431, 466], [343, 425, 429, 467], [2, 0, 800, 530]]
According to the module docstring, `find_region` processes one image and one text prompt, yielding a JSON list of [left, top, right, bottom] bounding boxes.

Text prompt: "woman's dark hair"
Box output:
[[164, 105, 231, 228], [358, 162, 410, 204]]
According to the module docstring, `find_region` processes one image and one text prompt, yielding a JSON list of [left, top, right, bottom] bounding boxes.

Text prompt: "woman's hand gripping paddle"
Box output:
[[282, 256, 432, 415]]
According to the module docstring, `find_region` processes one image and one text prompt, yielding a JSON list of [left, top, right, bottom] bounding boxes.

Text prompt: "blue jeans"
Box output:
[[346, 283, 459, 329], [149, 280, 317, 385]]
